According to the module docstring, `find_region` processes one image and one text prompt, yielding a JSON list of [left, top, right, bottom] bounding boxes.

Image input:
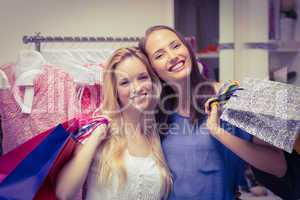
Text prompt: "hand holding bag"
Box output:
[[220, 78, 300, 153]]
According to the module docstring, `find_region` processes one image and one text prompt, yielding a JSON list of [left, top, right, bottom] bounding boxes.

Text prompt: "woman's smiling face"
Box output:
[[145, 29, 192, 83], [115, 56, 153, 112]]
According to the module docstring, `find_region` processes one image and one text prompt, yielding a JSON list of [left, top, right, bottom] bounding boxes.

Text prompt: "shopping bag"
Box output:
[[35, 116, 108, 200], [0, 116, 108, 200], [220, 78, 300, 153], [0, 118, 78, 182], [34, 116, 109, 199], [0, 125, 71, 199], [35, 128, 77, 200]]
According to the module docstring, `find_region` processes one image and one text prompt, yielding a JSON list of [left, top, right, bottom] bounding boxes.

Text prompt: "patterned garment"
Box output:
[[0, 69, 10, 89], [0, 64, 79, 153], [221, 78, 300, 153], [0, 116, 2, 156], [0, 62, 102, 200], [0, 63, 102, 154], [76, 84, 102, 117]]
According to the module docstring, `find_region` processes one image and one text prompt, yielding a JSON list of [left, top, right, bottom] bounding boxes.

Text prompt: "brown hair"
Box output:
[[139, 25, 215, 128]]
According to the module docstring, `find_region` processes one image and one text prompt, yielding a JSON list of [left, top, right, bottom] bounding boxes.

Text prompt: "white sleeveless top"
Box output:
[[85, 149, 163, 200]]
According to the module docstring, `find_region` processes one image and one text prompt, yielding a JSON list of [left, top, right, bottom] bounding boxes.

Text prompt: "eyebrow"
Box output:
[[169, 40, 178, 47], [139, 72, 149, 76], [152, 49, 164, 57], [117, 76, 128, 81], [152, 40, 178, 57]]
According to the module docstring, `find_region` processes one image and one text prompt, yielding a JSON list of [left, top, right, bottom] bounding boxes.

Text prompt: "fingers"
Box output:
[[231, 80, 240, 86], [210, 102, 219, 117], [94, 114, 111, 121], [205, 98, 215, 114], [204, 100, 210, 114], [207, 102, 220, 128], [93, 123, 109, 138], [92, 114, 111, 126], [205, 99, 219, 115], [95, 123, 108, 130]]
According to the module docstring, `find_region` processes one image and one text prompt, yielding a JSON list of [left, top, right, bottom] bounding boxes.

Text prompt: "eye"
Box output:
[[139, 74, 150, 80], [172, 43, 181, 49], [154, 53, 164, 60], [119, 80, 129, 86]]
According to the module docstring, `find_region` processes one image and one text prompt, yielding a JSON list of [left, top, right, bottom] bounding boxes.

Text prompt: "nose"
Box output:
[[166, 49, 178, 65], [131, 79, 142, 95], [166, 48, 176, 59]]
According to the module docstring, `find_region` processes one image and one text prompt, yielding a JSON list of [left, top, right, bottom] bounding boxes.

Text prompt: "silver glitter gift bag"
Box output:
[[221, 78, 300, 153]]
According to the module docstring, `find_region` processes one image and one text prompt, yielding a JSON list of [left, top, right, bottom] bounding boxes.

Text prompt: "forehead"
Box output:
[[145, 29, 181, 53], [114, 56, 148, 79]]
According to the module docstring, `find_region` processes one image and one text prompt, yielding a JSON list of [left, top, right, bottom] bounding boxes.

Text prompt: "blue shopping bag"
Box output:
[[0, 124, 71, 200], [0, 116, 109, 200]]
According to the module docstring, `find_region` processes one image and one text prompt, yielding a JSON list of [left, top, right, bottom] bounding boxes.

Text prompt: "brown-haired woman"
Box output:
[[139, 25, 287, 200]]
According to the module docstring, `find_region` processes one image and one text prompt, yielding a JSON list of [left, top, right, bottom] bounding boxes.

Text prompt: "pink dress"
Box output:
[[0, 62, 102, 200], [0, 64, 81, 153]]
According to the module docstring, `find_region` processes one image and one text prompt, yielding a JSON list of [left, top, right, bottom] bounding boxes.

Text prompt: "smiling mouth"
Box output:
[[168, 60, 185, 72], [129, 92, 148, 100]]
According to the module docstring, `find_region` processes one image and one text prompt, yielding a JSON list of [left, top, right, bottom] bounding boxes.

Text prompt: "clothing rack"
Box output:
[[23, 32, 141, 52]]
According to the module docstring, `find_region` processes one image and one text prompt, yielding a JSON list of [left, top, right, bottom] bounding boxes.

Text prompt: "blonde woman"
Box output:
[[55, 47, 172, 200]]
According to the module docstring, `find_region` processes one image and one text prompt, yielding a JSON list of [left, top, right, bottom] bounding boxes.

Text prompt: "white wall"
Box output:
[[234, 0, 270, 81], [270, 0, 300, 86], [0, 0, 174, 64], [220, 0, 300, 86], [219, 0, 270, 81], [219, 0, 235, 81]]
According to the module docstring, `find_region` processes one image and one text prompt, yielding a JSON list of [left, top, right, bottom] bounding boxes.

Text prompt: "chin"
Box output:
[[167, 67, 192, 82], [133, 102, 151, 112], [129, 95, 152, 111]]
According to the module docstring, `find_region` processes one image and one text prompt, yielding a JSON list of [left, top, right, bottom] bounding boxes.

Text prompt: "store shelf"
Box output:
[[196, 52, 219, 59], [245, 41, 300, 52], [270, 40, 300, 52]]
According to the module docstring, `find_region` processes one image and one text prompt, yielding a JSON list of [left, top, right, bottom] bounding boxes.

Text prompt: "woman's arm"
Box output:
[[55, 124, 108, 200], [206, 104, 287, 178]]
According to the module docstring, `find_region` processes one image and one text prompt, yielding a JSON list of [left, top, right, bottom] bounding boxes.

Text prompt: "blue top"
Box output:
[[162, 113, 252, 200]]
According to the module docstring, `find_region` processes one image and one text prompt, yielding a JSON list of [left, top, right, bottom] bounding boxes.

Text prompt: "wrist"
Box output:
[[208, 125, 224, 138], [207, 120, 219, 131], [86, 128, 107, 146]]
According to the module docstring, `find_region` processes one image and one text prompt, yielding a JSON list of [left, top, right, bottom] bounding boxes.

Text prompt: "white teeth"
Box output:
[[130, 93, 147, 99], [175, 62, 183, 68], [169, 61, 184, 72]]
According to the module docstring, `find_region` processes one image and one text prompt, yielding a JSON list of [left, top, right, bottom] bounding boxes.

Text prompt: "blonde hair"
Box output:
[[96, 47, 172, 199]]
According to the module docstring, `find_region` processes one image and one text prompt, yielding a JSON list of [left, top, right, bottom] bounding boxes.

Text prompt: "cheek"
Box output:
[[144, 82, 153, 95], [117, 86, 130, 106], [186, 53, 192, 64], [184, 50, 192, 66], [151, 58, 166, 71], [151, 62, 169, 80]]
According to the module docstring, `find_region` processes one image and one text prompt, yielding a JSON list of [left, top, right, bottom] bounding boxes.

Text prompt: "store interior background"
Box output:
[[1, 0, 299, 86], [0, 0, 299, 199]]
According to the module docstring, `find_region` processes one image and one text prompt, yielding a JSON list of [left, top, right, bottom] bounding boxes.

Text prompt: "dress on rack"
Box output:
[[0, 64, 78, 153]]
